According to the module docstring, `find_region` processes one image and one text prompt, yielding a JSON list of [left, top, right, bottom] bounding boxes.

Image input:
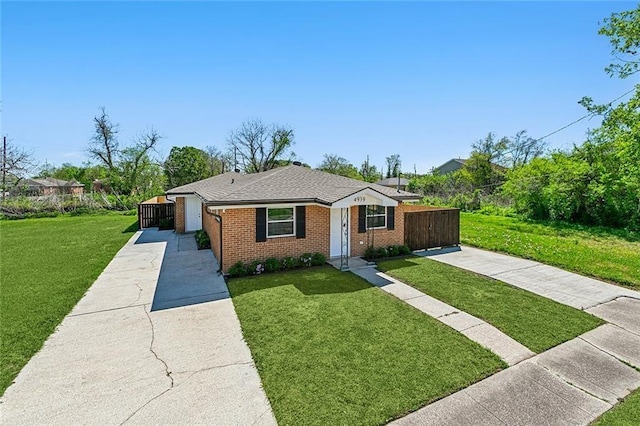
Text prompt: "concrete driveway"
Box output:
[[0, 229, 276, 425]]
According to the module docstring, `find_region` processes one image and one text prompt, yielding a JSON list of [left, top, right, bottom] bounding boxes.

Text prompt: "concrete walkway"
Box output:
[[420, 246, 640, 309], [351, 266, 535, 366], [1, 229, 276, 425], [387, 246, 640, 425]]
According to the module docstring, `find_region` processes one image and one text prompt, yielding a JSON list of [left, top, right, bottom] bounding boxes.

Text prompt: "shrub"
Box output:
[[194, 229, 210, 249], [311, 252, 326, 266], [299, 253, 313, 267], [265, 257, 280, 273], [376, 247, 388, 259], [282, 256, 298, 270], [399, 244, 412, 255], [228, 261, 248, 277], [159, 217, 173, 230], [387, 245, 400, 257], [250, 259, 265, 275], [363, 246, 378, 260]]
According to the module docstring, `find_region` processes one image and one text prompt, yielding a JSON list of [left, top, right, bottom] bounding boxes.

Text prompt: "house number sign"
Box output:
[[354, 196, 366, 203]]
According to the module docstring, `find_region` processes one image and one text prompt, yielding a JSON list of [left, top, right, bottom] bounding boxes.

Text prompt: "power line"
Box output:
[[536, 87, 636, 142]]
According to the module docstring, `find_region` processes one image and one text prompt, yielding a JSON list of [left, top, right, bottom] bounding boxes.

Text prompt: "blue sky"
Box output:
[[2, 1, 637, 174]]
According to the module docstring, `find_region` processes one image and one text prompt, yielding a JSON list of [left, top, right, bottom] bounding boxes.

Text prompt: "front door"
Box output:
[[185, 196, 202, 232], [329, 208, 350, 258]]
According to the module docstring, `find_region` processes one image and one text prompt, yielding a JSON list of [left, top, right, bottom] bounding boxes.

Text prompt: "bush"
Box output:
[[265, 257, 280, 273], [299, 253, 313, 267], [281, 256, 298, 270], [363, 246, 378, 260], [194, 229, 210, 249], [311, 252, 326, 266], [250, 259, 265, 275], [398, 244, 412, 255], [376, 247, 388, 259], [387, 245, 400, 257], [159, 217, 173, 230], [228, 261, 248, 277]]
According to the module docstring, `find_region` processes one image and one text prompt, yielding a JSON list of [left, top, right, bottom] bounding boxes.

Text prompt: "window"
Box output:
[[366, 205, 386, 229], [267, 207, 295, 237]]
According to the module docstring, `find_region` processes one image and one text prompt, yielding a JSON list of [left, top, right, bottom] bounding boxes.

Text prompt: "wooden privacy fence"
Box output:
[[138, 196, 175, 230], [404, 206, 460, 250]]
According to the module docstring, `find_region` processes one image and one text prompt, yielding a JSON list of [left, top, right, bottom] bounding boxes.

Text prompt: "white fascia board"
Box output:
[[331, 188, 398, 208]]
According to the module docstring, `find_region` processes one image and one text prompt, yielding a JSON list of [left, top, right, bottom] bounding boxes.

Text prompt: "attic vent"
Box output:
[[292, 161, 302, 166]]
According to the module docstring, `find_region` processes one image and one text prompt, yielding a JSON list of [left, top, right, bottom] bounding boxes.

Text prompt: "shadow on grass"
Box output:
[[376, 257, 423, 273], [228, 266, 371, 298], [122, 220, 139, 233]]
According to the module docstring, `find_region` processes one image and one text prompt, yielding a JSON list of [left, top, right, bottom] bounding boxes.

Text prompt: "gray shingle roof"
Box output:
[[166, 165, 421, 206], [376, 177, 409, 186]]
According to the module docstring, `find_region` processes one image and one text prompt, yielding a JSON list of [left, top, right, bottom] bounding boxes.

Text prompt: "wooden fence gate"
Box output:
[[404, 207, 460, 250], [137, 198, 175, 230]]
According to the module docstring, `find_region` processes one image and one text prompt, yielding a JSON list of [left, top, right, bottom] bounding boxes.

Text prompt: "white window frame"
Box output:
[[267, 207, 296, 238], [366, 205, 386, 230]]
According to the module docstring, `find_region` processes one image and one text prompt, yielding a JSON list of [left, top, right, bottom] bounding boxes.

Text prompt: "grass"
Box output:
[[228, 266, 505, 426], [592, 387, 640, 425], [0, 213, 137, 395], [460, 212, 640, 289], [378, 257, 604, 353]]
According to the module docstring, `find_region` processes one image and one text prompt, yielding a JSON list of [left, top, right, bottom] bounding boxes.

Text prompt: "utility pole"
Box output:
[[2, 136, 6, 204]]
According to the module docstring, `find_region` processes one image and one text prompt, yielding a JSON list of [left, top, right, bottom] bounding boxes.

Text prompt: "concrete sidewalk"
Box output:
[[0, 229, 276, 425], [389, 246, 640, 425], [351, 266, 534, 366]]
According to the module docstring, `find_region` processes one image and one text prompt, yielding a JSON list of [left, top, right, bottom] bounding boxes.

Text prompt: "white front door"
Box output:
[[330, 208, 350, 258], [185, 196, 202, 232]]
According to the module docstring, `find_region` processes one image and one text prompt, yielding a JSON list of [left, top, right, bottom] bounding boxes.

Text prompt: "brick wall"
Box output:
[[349, 203, 406, 256], [202, 205, 222, 266], [220, 205, 330, 272], [175, 197, 185, 233]]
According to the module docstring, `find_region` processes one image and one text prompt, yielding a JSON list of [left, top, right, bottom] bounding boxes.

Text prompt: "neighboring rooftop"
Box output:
[[166, 165, 421, 206], [376, 177, 410, 187]]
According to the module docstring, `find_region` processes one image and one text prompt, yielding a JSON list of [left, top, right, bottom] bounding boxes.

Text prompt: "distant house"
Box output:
[[14, 177, 84, 196], [375, 177, 409, 192], [434, 158, 467, 175]]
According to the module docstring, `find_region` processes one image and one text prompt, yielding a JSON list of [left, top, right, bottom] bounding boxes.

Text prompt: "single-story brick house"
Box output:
[[166, 164, 421, 272]]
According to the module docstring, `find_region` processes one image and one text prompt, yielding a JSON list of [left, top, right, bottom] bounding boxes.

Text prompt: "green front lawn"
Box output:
[[0, 213, 137, 394], [593, 388, 640, 426], [378, 257, 604, 353], [460, 213, 640, 289], [228, 267, 505, 426]]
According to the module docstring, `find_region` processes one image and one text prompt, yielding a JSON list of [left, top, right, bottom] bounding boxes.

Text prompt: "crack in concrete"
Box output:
[[487, 264, 541, 277], [252, 406, 272, 426], [120, 306, 175, 425], [128, 282, 144, 307], [173, 361, 253, 376]]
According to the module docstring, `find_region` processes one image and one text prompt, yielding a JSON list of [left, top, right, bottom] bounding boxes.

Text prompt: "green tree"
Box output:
[[359, 156, 380, 182], [385, 154, 401, 178], [577, 5, 640, 228], [317, 154, 362, 179], [164, 146, 211, 188]]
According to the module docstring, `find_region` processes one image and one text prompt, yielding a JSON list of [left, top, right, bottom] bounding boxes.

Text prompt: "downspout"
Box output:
[[205, 207, 224, 275]]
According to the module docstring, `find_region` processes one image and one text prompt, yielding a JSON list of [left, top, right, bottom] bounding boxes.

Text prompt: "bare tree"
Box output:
[[88, 107, 119, 171], [1, 136, 37, 202], [227, 119, 295, 173], [506, 130, 547, 168], [119, 128, 162, 195]]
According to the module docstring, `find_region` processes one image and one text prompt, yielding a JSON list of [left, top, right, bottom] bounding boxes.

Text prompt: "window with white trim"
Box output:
[[366, 205, 386, 229], [267, 207, 295, 237]]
